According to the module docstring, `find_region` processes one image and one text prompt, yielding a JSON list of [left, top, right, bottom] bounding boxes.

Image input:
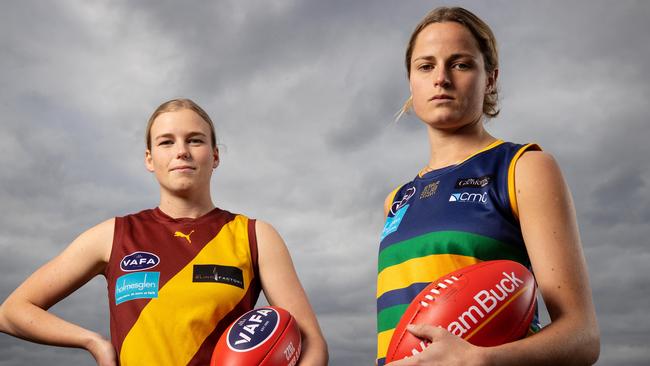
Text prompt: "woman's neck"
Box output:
[[158, 191, 215, 219], [424, 120, 497, 171]]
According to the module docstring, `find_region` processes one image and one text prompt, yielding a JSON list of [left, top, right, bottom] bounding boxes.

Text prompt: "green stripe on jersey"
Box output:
[[378, 231, 527, 273], [377, 304, 409, 333]]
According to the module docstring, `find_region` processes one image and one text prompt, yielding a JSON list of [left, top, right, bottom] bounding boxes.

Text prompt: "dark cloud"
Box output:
[[2, 1, 649, 365]]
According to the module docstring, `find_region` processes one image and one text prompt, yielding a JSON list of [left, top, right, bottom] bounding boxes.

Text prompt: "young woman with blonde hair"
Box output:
[[0, 98, 328, 365]]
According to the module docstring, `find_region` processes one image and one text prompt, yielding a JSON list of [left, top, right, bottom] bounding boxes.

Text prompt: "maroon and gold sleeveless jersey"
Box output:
[[105, 207, 261, 365]]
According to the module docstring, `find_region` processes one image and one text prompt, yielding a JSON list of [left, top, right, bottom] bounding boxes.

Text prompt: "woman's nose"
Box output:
[[434, 66, 451, 88], [176, 143, 190, 159]]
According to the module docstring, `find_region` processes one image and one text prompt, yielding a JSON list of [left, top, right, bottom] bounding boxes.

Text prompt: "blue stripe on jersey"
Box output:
[[377, 282, 429, 312]]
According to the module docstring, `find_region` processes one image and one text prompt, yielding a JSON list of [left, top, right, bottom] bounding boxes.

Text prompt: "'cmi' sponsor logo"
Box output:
[[449, 192, 488, 204], [227, 307, 280, 352], [120, 251, 160, 272]]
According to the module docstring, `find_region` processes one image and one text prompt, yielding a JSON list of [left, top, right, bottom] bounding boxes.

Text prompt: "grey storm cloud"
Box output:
[[1, 1, 649, 365]]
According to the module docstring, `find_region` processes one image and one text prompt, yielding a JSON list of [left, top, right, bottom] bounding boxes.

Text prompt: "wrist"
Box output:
[[84, 332, 116, 365], [471, 345, 495, 366], [83, 331, 106, 352]]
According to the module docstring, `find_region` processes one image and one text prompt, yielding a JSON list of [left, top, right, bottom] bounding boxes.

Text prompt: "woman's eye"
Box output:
[[453, 62, 471, 70], [189, 138, 204, 144], [417, 64, 433, 72], [158, 140, 173, 146]]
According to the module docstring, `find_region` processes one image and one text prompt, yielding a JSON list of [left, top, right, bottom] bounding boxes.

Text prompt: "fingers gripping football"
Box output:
[[387, 325, 481, 366], [385, 261, 536, 363], [406, 324, 446, 341]]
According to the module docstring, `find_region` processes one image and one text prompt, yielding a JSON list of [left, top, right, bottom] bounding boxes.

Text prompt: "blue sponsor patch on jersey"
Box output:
[[381, 204, 409, 241], [115, 272, 160, 305], [227, 307, 279, 351]]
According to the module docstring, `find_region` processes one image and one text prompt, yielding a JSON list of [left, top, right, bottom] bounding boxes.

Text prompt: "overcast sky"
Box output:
[[1, 1, 649, 365]]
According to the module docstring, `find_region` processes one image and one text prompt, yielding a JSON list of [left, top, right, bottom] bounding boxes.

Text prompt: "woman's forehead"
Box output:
[[412, 22, 481, 57], [151, 109, 211, 134]]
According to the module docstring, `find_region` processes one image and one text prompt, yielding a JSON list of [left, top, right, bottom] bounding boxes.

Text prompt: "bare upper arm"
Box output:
[[514, 151, 594, 319], [8, 218, 115, 310], [255, 220, 304, 308], [255, 220, 325, 341]]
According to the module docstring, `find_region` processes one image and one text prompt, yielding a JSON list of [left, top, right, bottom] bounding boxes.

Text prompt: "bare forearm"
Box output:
[[0, 298, 102, 350], [480, 317, 600, 366], [298, 332, 328, 366]]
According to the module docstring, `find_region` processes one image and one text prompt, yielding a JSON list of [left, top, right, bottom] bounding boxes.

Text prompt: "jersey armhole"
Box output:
[[507, 143, 542, 220], [247, 218, 263, 307], [247, 219, 260, 283], [104, 216, 123, 278]]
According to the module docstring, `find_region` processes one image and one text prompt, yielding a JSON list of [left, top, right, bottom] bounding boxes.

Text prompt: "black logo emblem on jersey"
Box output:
[[193, 265, 244, 288], [455, 175, 493, 189], [390, 187, 416, 215], [420, 181, 440, 199]]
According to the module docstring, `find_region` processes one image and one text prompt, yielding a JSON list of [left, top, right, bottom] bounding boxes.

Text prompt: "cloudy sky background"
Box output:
[[1, 0, 649, 364]]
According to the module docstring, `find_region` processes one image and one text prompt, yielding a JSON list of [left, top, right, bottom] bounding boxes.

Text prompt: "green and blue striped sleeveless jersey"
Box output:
[[376, 140, 540, 365]]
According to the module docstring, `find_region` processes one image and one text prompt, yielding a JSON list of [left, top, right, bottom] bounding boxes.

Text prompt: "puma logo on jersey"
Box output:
[[174, 230, 194, 244]]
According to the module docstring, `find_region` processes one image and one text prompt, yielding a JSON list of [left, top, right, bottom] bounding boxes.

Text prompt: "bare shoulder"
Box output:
[[515, 150, 574, 217], [514, 150, 567, 196], [384, 191, 393, 218], [255, 219, 277, 236], [83, 218, 116, 240], [515, 150, 562, 178], [66, 217, 116, 265], [255, 220, 281, 242], [384, 185, 403, 218], [255, 220, 288, 255]]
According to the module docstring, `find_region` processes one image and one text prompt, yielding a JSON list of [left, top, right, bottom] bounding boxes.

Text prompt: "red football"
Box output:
[[211, 306, 301, 366], [386, 260, 537, 362]]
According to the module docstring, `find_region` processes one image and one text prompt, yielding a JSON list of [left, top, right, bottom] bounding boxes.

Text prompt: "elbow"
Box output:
[[0, 299, 14, 334], [312, 334, 330, 366], [550, 311, 601, 365], [304, 331, 329, 366], [582, 327, 600, 365], [584, 313, 601, 365], [0, 298, 15, 334], [0, 296, 28, 335], [571, 320, 600, 365], [0, 303, 5, 333], [322, 338, 330, 365]]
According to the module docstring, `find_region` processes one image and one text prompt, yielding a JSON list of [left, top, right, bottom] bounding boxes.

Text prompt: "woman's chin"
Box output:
[[419, 113, 483, 132], [163, 182, 199, 197]]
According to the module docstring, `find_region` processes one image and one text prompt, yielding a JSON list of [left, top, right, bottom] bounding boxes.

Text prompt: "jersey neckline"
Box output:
[[152, 206, 225, 225], [417, 139, 504, 180]]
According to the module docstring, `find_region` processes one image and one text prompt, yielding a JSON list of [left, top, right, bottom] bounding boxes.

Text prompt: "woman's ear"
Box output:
[[145, 149, 155, 172], [486, 68, 499, 93], [213, 147, 220, 169]]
